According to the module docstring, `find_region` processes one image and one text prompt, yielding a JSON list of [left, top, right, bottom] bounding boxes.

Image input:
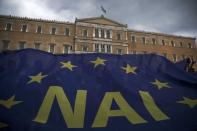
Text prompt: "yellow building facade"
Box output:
[[0, 15, 196, 65]]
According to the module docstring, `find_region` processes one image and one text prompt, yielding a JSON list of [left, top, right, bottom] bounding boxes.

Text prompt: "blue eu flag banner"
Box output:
[[0, 49, 197, 131]]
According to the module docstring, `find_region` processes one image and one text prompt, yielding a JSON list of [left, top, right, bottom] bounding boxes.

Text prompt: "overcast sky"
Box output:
[[0, 0, 197, 39]]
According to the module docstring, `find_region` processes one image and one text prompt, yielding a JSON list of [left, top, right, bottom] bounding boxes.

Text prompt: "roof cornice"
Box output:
[[128, 29, 196, 40], [76, 15, 127, 27], [0, 14, 74, 25]]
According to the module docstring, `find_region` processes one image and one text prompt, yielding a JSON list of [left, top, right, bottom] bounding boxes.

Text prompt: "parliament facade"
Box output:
[[0, 15, 196, 63]]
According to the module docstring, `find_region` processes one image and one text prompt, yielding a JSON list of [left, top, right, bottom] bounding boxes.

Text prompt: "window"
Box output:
[[117, 33, 121, 40], [162, 40, 165, 46], [101, 29, 105, 38], [5, 23, 12, 31], [95, 44, 99, 52], [70, 46, 72, 51], [106, 45, 111, 53], [2, 40, 10, 50], [63, 45, 70, 54], [179, 42, 183, 47], [152, 38, 156, 45], [94, 44, 111, 53], [37, 26, 42, 34], [172, 54, 177, 62], [83, 29, 88, 37], [142, 37, 146, 44], [48, 44, 55, 53], [106, 30, 110, 39], [117, 49, 122, 54], [171, 41, 175, 47], [131, 36, 135, 43], [95, 28, 99, 38], [18, 41, 26, 49], [21, 25, 27, 32], [132, 50, 136, 54], [65, 28, 69, 36], [82, 45, 88, 52], [51, 27, 56, 35], [34, 43, 41, 50], [101, 44, 105, 53], [188, 43, 192, 48]]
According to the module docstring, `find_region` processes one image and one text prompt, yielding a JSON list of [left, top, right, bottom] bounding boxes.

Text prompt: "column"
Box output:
[[110, 30, 112, 39], [104, 44, 107, 53], [93, 43, 95, 52], [93, 28, 95, 37], [104, 30, 107, 38], [99, 29, 101, 38], [126, 47, 129, 54], [99, 44, 101, 52], [125, 31, 128, 40], [111, 45, 113, 53]]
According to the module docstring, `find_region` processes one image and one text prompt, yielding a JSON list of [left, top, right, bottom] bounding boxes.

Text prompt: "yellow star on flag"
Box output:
[[90, 57, 107, 68], [0, 122, 8, 128], [27, 72, 48, 84], [121, 64, 137, 74], [151, 79, 170, 90], [0, 95, 22, 109], [177, 97, 197, 108], [60, 61, 77, 71]]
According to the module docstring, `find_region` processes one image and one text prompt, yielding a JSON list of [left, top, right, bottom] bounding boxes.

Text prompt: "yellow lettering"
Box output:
[[139, 90, 170, 121], [92, 92, 147, 127], [33, 86, 87, 128]]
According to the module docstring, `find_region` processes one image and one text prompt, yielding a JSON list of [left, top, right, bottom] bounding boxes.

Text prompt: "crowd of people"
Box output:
[[185, 56, 196, 72]]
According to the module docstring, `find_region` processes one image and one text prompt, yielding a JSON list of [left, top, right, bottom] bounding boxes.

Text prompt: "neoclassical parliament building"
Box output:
[[0, 15, 196, 64]]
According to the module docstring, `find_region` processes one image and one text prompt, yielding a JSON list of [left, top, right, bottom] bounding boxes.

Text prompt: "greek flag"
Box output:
[[101, 5, 107, 14]]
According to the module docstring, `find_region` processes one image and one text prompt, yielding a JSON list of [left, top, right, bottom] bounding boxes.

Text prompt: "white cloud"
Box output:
[[172, 31, 196, 38], [0, 0, 76, 21], [0, 0, 100, 22], [131, 24, 160, 33], [0, 0, 196, 40]]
